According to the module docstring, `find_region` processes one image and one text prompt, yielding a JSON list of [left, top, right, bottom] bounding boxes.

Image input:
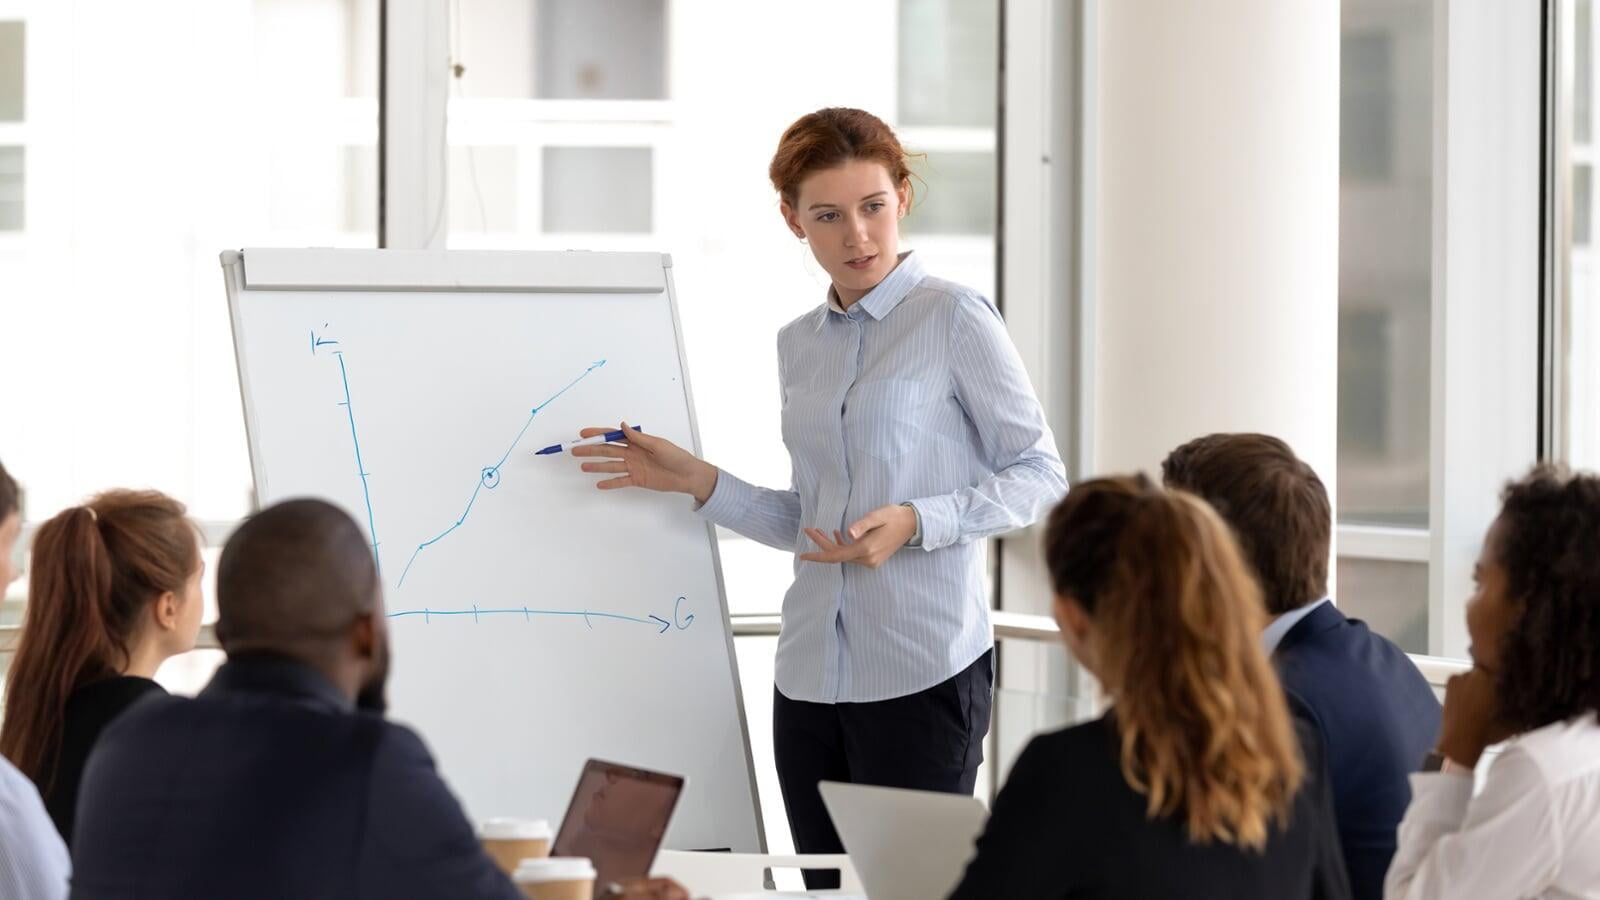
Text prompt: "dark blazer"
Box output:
[[947, 713, 1351, 900], [1273, 600, 1442, 900], [69, 655, 519, 900], [45, 676, 165, 844]]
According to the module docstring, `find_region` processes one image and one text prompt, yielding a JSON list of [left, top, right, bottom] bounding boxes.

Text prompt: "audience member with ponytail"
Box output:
[[947, 476, 1349, 899], [0, 489, 204, 843]]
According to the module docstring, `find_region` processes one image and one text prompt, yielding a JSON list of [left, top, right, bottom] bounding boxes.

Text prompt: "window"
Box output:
[[535, 0, 667, 101], [0, 20, 21, 122], [0, 145, 19, 230], [0, 0, 378, 585], [0, 21, 21, 232], [1337, 557, 1429, 655], [1341, 32, 1394, 181], [541, 146, 654, 234], [431, 2, 998, 854], [1335, 0, 1433, 652], [1338, 0, 1433, 529], [1568, 0, 1600, 469], [898, 0, 998, 129], [441, 1, 999, 618], [908, 150, 997, 236]]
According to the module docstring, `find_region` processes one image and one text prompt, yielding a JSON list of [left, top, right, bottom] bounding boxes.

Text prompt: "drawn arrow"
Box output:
[[649, 614, 671, 634]]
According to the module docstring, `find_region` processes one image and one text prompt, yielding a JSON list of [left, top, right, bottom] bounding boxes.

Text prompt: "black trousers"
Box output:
[[772, 649, 994, 890]]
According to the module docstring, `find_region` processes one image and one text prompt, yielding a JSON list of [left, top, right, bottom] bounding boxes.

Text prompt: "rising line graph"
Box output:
[[308, 331, 687, 638], [395, 357, 608, 587]]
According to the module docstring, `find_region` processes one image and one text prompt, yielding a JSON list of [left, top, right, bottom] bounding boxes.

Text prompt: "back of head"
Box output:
[[1043, 475, 1303, 849], [0, 458, 20, 586], [1491, 466, 1600, 732], [216, 498, 379, 662], [0, 458, 17, 520], [0, 490, 198, 784], [1161, 433, 1330, 615]]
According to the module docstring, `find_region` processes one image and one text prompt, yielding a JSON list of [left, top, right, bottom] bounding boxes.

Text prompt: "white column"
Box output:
[[1090, 1, 1340, 494]]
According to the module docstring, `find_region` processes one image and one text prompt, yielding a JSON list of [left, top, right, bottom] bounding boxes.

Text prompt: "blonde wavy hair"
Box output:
[[1043, 475, 1303, 849]]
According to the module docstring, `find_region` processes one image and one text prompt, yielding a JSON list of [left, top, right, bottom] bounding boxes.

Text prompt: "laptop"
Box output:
[[819, 781, 988, 900], [551, 758, 685, 898]]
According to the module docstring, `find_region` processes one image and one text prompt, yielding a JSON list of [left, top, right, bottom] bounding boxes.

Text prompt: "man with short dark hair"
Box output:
[[1163, 433, 1441, 900], [70, 499, 523, 899]]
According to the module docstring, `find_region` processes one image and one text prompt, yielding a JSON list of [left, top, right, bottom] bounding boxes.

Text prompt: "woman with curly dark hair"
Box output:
[[1386, 466, 1600, 898]]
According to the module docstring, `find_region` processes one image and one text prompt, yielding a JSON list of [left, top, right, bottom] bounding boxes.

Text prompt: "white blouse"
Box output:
[[1385, 715, 1600, 899]]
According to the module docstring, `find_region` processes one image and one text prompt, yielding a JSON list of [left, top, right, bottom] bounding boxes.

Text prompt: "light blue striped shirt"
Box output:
[[698, 252, 1067, 703], [0, 755, 69, 900]]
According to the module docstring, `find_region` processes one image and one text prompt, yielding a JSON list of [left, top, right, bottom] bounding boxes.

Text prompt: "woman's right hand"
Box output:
[[572, 422, 719, 503], [1436, 666, 1514, 769]]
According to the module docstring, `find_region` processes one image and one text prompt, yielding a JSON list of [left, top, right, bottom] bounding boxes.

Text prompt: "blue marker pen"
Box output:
[[535, 425, 642, 456]]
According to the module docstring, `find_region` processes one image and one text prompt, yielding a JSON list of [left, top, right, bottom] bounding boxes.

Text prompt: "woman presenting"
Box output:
[[575, 107, 1066, 881]]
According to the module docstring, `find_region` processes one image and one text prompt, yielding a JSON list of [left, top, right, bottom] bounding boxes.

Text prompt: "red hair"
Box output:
[[0, 490, 198, 786], [768, 107, 921, 209]]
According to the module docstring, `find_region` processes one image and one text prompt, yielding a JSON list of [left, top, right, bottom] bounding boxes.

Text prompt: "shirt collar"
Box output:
[[1261, 596, 1331, 655], [816, 251, 926, 329]]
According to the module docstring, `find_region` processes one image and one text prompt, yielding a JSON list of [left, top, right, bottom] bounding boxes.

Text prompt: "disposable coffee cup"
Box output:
[[478, 818, 553, 875], [513, 856, 596, 900]]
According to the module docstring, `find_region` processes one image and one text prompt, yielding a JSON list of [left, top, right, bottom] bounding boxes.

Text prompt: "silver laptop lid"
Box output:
[[819, 781, 988, 900]]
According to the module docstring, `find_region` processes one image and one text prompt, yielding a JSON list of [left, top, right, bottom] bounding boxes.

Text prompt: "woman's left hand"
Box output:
[[801, 504, 918, 568]]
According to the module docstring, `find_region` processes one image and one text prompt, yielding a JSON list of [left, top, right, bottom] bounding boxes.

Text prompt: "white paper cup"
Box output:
[[478, 818, 553, 875], [513, 856, 596, 900]]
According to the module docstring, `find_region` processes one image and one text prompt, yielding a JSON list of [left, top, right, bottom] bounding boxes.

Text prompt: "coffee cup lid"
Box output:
[[478, 817, 553, 840], [513, 856, 596, 883]]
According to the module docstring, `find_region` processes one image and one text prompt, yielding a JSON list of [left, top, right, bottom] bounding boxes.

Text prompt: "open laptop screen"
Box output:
[[551, 759, 684, 895]]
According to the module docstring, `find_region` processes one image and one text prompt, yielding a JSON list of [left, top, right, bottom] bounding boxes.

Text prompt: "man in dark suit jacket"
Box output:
[[69, 499, 519, 900], [1164, 434, 1442, 900]]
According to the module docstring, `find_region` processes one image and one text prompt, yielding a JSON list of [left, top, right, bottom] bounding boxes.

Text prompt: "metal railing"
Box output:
[[0, 612, 1469, 689]]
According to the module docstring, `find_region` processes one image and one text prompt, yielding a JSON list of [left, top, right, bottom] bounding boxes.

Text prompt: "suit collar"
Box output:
[[1273, 598, 1347, 656], [202, 653, 356, 713]]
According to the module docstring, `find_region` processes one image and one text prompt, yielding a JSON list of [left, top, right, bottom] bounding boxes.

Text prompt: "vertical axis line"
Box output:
[[334, 351, 383, 574]]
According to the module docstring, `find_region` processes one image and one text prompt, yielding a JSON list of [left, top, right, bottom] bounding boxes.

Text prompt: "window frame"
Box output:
[[0, 11, 30, 243], [2, 1, 1547, 667], [1424, 0, 1542, 660]]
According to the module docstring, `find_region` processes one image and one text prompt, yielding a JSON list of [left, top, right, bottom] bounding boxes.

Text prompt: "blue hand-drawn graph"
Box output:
[[310, 329, 691, 634], [397, 357, 606, 587]]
